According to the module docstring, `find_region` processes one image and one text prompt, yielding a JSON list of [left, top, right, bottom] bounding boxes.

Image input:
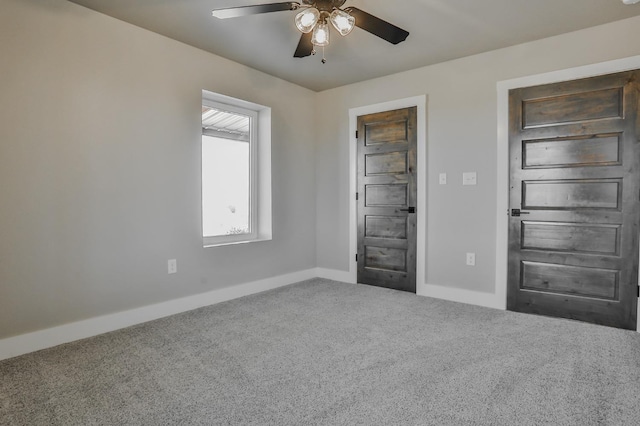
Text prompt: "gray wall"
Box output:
[[315, 15, 640, 294], [0, 0, 317, 339]]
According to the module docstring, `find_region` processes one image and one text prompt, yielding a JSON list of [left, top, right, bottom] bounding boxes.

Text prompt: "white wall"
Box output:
[[0, 0, 317, 339], [315, 15, 640, 297]]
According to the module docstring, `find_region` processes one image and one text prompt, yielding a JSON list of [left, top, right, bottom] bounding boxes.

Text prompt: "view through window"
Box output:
[[202, 105, 255, 241]]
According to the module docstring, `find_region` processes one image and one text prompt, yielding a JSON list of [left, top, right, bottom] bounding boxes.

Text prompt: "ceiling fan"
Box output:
[[212, 1, 409, 63]]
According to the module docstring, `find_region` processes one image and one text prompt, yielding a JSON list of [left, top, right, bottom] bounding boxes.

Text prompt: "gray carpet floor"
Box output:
[[1, 278, 640, 425]]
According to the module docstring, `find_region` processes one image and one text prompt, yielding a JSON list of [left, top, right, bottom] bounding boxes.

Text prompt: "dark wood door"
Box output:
[[508, 70, 640, 330], [357, 107, 417, 293]]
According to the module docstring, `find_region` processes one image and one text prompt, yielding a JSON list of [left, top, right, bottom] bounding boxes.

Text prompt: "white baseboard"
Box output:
[[418, 283, 504, 310], [314, 267, 354, 283], [0, 268, 318, 361], [314, 268, 505, 310]]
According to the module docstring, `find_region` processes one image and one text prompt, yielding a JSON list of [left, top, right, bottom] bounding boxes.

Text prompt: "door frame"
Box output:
[[348, 96, 427, 290], [496, 55, 640, 332]]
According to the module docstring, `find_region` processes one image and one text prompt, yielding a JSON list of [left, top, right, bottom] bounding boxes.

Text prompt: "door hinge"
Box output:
[[355, 130, 359, 139], [637, 285, 639, 298], [355, 254, 358, 262], [356, 192, 359, 200]]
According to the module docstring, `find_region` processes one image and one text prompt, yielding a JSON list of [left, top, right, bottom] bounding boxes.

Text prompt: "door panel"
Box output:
[[522, 179, 621, 209], [365, 184, 408, 206], [521, 222, 620, 254], [365, 119, 409, 145], [508, 70, 640, 330], [357, 107, 417, 293], [365, 216, 407, 239], [522, 87, 623, 127], [365, 152, 408, 175], [522, 134, 621, 168], [520, 262, 618, 300]]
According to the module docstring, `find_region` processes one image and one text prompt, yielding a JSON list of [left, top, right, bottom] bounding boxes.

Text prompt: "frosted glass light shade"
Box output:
[[311, 21, 330, 46], [295, 8, 320, 33], [330, 9, 355, 36]]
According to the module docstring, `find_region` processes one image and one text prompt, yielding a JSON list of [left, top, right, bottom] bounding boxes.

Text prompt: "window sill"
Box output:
[[203, 235, 272, 248]]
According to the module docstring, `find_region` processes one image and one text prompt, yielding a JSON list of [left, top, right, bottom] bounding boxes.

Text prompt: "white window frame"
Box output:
[[201, 90, 272, 247]]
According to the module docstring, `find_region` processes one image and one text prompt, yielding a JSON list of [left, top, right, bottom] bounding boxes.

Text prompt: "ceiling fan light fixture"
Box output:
[[311, 20, 330, 46], [329, 9, 355, 36], [295, 8, 320, 33]]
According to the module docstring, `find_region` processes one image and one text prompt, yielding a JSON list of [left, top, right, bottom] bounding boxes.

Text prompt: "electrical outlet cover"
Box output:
[[168, 259, 177, 274], [466, 253, 476, 266]]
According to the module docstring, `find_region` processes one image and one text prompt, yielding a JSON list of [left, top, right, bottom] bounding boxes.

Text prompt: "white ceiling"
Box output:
[[68, 0, 640, 92]]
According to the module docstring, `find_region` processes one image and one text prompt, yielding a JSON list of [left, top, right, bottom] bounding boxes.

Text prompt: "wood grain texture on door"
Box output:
[[508, 70, 640, 330], [357, 107, 417, 293]]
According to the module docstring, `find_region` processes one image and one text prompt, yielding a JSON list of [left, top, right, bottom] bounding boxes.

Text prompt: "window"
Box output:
[[201, 91, 272, 247]]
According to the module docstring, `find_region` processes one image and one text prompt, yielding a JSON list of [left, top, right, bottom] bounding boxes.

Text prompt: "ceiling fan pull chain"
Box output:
[[321, 46, 327, 64]]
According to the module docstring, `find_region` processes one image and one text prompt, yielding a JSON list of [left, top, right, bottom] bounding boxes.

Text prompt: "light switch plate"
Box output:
[[463, 172, 477, 186], [439, 173, 447, 185]]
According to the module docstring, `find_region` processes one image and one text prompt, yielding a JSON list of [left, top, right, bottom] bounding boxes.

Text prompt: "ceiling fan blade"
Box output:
[[344, 7, 409, 45], [293, 32, 313, 58], [212, 2, 300, 19]]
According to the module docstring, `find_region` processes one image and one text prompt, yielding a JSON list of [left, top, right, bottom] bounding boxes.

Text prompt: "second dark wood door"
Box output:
[[357, 107, 417, 293], [508, 70, 640, 330]]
